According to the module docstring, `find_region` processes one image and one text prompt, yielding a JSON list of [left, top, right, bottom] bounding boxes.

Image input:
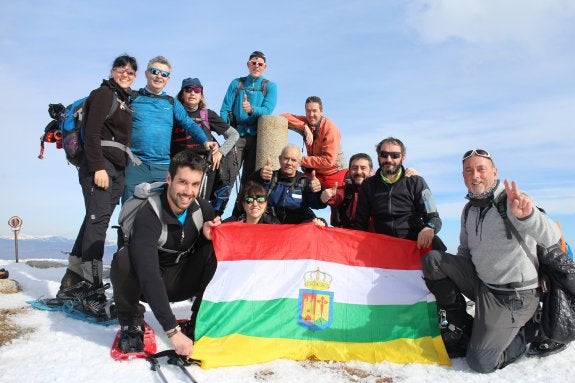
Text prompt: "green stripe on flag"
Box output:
[[197, 299, 440, 343]]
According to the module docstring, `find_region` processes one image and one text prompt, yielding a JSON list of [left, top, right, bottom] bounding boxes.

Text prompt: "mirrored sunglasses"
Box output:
[[183, 86, 203, 94], [148, 67, 170, 77], [113, 66, 136, 76], [244, 196, 267, 204], [249, 60, 265, 67]]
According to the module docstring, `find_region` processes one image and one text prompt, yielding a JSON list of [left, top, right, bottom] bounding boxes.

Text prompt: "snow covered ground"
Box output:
[[1, 258, 574, 383]]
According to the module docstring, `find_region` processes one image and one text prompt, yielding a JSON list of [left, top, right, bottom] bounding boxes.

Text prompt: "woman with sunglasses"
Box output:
[[225, 181, 326, 227], [224, 181, 278, 224], [174, 77, 239, 214], [56, 54, 138, 318]]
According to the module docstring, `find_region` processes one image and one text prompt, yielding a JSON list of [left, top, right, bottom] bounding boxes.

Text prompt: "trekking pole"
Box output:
[[199, 149, 213, 200], [167, 353, 199, 383], [152, 350, 200, 383], [146, 355, 169, 383]]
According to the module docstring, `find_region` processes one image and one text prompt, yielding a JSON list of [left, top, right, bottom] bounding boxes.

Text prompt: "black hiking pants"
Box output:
[[64, 158, 124, 285], [110, 241, 217, 334], [422, 250, 540, 373]]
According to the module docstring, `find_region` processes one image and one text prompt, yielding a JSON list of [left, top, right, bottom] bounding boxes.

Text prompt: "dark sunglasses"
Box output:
[[148, 67, 170, 77], [378, 151, 402, 159], [462, 149, 491, 162], [183, 86, 202, 94], [244, 196, 267, 204], [249, 60, 265, 67], [112, 66, 136, 76]]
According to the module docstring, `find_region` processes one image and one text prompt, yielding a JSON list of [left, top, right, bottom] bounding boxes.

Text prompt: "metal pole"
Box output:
[[8, 216, 22, 263], [13, 229, 19, 263]]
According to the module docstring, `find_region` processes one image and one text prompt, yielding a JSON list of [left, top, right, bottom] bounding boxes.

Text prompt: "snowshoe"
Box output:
[[111, 322, 157, 360]]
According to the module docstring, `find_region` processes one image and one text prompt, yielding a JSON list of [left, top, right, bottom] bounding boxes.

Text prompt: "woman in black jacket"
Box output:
[[56, 54, 138, 318]]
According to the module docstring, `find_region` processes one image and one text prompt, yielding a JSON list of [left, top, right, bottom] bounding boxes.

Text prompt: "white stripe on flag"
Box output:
[[202, 259, 432, 305]]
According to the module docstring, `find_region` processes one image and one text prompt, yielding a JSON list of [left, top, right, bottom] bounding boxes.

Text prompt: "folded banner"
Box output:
[[192, 222, 450, 368]]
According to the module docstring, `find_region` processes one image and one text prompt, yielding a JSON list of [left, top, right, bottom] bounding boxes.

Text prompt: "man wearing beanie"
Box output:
[[219, 50, 277, 214]]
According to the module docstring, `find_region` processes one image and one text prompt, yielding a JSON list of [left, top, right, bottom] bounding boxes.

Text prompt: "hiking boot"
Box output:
[[440, 309, 474, 358], [527, 338, 567, 358], [425, 278, 473, 358], [56, 280, 94, 301], [119, 325, 144, 353], [80, 292, 116, 320], [58, 268, 84, 293]]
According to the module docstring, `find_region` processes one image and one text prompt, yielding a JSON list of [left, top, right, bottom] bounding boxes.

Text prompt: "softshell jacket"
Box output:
[[220, 75, 277, 137], [459, 183, 560, 289], [281, 114, 345, 176], [83, 78, 133, 172], [130, 88, 208, 164], [354, 167, 442, 240], [128, 189, 215, 331]]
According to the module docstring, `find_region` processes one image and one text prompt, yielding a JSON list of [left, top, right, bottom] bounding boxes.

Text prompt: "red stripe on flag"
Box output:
[[212, 222, 427, 270]]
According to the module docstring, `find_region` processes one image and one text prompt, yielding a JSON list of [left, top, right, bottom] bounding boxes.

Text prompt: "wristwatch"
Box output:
[[426, 222, 436, 231]]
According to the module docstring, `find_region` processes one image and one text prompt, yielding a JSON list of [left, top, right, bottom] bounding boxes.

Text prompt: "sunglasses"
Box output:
[[378, 151, 402, 159], [183, 86, 202, 94], [462, 149, 491, 162], [249, 60, 265, 68], [244, 196, 267, 204], [148, 68, 170, 78], [112, 66, 136, 76]]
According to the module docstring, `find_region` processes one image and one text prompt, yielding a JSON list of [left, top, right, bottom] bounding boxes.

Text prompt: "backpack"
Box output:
[[39, 93, 140, 167], [463, 194, 572, 260], [117, 182, 204, 260], [464, 193, 575, 342], [171, 108, 213, 157], [227, 77, 269, 127]]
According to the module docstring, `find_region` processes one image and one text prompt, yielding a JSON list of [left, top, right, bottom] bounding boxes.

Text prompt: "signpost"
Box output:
[[8, 216, 22, 263]]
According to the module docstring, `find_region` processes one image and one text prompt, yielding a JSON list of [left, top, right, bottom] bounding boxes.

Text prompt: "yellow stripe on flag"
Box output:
[[193, 334, 451, 369]]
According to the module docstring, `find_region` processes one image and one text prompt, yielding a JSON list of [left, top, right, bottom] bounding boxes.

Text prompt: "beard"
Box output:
[[381, 163, 401, 176]]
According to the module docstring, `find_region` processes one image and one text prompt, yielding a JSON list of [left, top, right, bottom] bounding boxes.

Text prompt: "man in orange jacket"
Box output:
[[281, 96, 347, 190]]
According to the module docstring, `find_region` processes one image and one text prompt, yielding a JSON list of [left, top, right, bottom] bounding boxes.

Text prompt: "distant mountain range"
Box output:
[[0, 235, 116, 264]]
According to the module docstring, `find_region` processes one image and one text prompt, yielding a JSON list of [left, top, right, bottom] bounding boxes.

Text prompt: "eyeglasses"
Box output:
[[249, 60, 265, 68], [148, 68, 170, 78], [378, 151, 402, 159], [244, 196, 267, 204], [183, 86, 202, 94], [462, 149, 491, 162], [112, 67, 136, 76]]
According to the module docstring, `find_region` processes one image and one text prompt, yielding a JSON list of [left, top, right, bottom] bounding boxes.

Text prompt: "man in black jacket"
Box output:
[[111, 150, 221, 356], [353, 137, 444, 250]]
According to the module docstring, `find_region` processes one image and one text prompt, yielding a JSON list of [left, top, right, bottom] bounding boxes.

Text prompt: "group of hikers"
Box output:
[[50, 50, 569, 373]]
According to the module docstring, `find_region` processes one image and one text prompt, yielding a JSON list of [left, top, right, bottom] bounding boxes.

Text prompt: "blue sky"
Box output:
[[1, 0, 574, 252]]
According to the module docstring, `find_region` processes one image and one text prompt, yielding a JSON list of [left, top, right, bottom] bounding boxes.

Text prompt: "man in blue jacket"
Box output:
[[122, 56, 218, 202], [218, 51, 278, 212]]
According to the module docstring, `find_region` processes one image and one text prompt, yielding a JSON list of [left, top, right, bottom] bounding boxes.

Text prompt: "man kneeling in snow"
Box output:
[[111, 150, 221, 356]]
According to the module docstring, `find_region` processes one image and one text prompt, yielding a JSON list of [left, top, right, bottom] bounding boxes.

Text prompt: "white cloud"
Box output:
[[408, 0, 575, 53]]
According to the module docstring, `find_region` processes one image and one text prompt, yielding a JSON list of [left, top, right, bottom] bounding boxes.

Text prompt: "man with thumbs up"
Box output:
[[252, 144, 326, 224], [219, 51, 278, 211]]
